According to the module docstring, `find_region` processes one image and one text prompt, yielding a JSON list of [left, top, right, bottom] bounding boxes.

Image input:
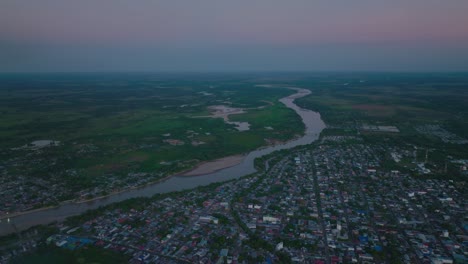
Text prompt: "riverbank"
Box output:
[[179, 155, 245, 176], [1, 154, 244, 221], [0, 173, 177, 221], [0, 86, 326, 236], [0, 152, 252, 221], [0, 206, 56, 221]]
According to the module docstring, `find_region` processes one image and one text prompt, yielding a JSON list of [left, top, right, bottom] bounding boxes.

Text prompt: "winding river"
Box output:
[[0, 87, 326, 236]]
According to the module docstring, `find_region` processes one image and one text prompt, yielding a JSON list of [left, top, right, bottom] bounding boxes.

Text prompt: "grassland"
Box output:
[[0, 73, 303, 207], [2, 72, 467, 210], [294, 72, 468, 179]]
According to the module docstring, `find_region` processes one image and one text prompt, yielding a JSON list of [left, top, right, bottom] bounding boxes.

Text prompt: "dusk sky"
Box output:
[[1, 0, 468, 72]]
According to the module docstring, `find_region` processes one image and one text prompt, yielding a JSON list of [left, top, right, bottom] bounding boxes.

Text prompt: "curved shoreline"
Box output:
[[0, 86, 325, 236], [0, 154, 247, 221], [0, 173, 177, 221], [178, 154, 245, 177]]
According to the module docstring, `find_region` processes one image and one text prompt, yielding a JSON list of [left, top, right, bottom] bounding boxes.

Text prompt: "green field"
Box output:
[[0, 73, 304, 206], [294, 72, 468, 178], [1, 72, 467, 210]]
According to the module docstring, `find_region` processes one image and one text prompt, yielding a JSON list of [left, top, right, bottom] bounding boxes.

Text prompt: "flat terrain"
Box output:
[[295, 73, 468, 178], [180, 154, 245, 176], [2, 73, 468, 264], [0, 73, 304, 213], [1, 72, 467, 216]]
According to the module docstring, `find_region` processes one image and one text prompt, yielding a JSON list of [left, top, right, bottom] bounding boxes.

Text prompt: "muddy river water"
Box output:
[[0, 87, 325, 235]]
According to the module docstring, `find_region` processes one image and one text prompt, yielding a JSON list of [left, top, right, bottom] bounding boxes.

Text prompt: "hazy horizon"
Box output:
[[2, 0, 468, 72]]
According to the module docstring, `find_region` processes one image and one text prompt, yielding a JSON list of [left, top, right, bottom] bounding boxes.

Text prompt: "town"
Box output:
[[3, 138, 466, 264], [2, 0, 468, 262]]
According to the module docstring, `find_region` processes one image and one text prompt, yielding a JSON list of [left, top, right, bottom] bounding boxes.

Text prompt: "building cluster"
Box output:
[[0, 228, 41, 263], [0, 145, 166, 218], [361, 125, 400, 133], [0, 172, 64, 216], [234, 143, 467, 263], [416, 125, 468, 145], [320, 136, 362, 143], [46, 173, 280, 263], [2, 141, 467, 264]]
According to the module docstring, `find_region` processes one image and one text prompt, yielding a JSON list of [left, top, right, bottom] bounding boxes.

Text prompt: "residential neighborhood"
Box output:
[[3, 141, 466, 263]]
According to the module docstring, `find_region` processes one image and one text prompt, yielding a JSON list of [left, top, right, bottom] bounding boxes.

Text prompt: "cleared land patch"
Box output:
[[0, 74, 303, 214]]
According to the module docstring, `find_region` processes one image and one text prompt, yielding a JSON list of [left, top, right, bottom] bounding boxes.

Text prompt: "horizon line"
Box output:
[[1, 70, 468, 74]]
